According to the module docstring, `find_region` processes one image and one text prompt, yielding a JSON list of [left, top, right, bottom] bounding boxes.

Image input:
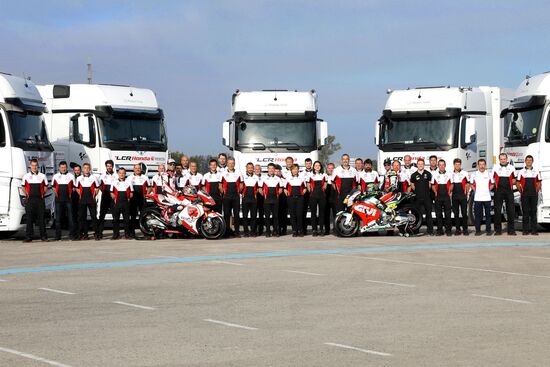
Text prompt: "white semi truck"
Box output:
[[501, 72, 550, 228], [0, 72, 55, 235], [222, 90, 328, 173], [38, 84, 168, 177], [376, 86, 513, 173]]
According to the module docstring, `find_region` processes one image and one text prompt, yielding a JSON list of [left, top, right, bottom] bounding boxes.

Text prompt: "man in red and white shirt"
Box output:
[[493, 153, 517, 235], [22, 159, 49, 242], [98, 160, 116, 238], [261, 163, 283, 237], [242, 162, 261, 237], [516, 155, 542, 235], [431, 159, 452, 236], [180, 161, 202, 190], [76, 163, 100, 240], [357, 158, 380, 192], [451, 158, 470, 235], [111, 167, 133, 239], [220, 158, 243, 237], [51, 161, 76, 240], [469, 158, 494, 235], [151, 164, 173, 195], [332, 154, 357, 211], [126, 163, 150, 238], [203, 159, 222, 214]]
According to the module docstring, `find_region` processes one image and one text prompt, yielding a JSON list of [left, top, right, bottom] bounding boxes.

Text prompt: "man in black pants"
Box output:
[[22, 159, 48, 242], [76, 163, 100, 240], [111, 167, 133, 239], [127, 164, 149, 238], [324, 163, 337, 235], [220, 158, 242, 237], [262, 163, 283, 237], [301, 158, 313, 234], [332, 154, 357, 212], [431, 159, 452, 236], [493, 153, 517, 235], [254, 164, 265, 235], [451, 158, 469, 235], [203, 159, 222, 214], [71, 164, 81, 231], [517, 155, 541, 235], [242, 162, 260, 237], [97, 160, 115, 239], [52, 161, 77, 240], [410, 158, 433, 235]]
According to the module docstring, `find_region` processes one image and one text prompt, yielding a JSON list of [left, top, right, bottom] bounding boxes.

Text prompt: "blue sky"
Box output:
[[3, 1, 550, 159]]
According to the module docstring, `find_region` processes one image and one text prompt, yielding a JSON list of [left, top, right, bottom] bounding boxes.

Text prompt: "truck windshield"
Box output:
[[379, 116, 459, 151], [7, 111, 53, 151], [236, 120, 316, 152], [99, 116, 167, 151], [503, 106, 544, 147]]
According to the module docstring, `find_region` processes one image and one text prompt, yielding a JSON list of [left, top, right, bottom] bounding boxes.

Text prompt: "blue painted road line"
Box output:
[[0, 241, 548, 276]]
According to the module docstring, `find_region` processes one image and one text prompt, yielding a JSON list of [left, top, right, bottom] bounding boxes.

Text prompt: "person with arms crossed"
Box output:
[[431, 159, 452, 236], [451, 158, 470, 235], [516, 155, 541, 235], [410, 158, 433, 236], [493, 153, 517, 235], [51, 161, 76, 240], [21, 159, 48, 242]]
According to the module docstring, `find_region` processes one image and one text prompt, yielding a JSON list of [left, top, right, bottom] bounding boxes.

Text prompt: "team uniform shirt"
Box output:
[[431, 171, 452, 198], [261, 174, 283, 202], [125, 173, 149, 198], [410, 170, 432, 199], [401, 165, 418, 179], [76, 174, 100, 204], [451, 170, 469, 197], [281, 167, 294, 179], [332, 166, 357, 195], [242, 173, 261, 200], [180, 172, 203, 190], [493, 164, 516, 192], [469, 170, 494, 202], [221, 170, 242, 199], [300, 168, 314, 181], [111, 178, 133, 204], [517, 167, 542, 197], [202, 171, 221, 196], [216, 165, 226, 174], [382, 170, 409, 192], [151, 172, 173, 194], [22, 172, 48, 200], [99, 172, 116, 193], [357, 170, 380, 192], [286, 175, 308, 197], [309, 172, 328, 197], [51, 172, 75, 202]]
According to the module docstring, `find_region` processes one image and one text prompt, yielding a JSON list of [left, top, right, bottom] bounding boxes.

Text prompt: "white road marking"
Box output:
[[113, 301, 156, 310], [472, 294, 532, 304], [0, 279, 8, 282], [520, 255, 550, 261], [212, 260, 245, 266], [335, 254, 550, 279], [204, 318, 258, 330], [324, 342, 392, 357], [0, 346, 73, 367], [150, 255, 179, 259], [365, 279, 416, 288], [283, 270, 324, 276], [38, 287, 76, 295]]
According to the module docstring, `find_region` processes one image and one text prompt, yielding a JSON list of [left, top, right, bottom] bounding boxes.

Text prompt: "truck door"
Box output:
[[0, 110, 12, 215], [69, 113, 97, 170], [540, 107, 550, 180], [460, 116, 482, 170]]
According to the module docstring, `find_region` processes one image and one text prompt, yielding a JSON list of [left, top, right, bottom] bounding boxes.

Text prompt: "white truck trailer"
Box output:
[[38, 84, 168, 176], [501, 72, 550, 228], [376, 86, 513, 173], [0, 72, 55, 235], [222, 90, 328, 173]]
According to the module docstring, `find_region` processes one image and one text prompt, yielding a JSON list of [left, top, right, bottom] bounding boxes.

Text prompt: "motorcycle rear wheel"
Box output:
[[334, 214, 359, 237], [199, 216, 226, 240], [397, 205, 422, 234], [140, 207, 164, 237]]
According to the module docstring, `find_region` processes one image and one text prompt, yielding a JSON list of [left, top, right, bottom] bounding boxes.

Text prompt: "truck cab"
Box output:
[[376, 86, 513, 173], [222, 90, 328, 173], [501, 72, 550, 226], [38, 84, 168, 177], [0, 72, 55, 234]]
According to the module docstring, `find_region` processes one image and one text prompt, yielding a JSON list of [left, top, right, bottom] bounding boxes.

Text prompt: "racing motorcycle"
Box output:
[[140, 185, 226, 240], [334, 187, 421, 237]]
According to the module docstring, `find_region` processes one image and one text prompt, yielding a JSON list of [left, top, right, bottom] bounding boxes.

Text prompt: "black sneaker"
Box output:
[[265, 231, 271, 238], [532, 232, 539, 236], [475, 231, 482, 236], [463, 230, 469, 236], [455, 230, 462, 236], [508, 232, 517, 236], [494, 231, 502, 236], [486, 230, 493, 236], [312, 231, 318, 237], [522, 231, 529, 236]]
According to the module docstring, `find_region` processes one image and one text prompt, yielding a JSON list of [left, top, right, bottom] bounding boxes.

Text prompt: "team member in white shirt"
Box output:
[[51, 161, 76, 241], [332, 154, 357, 211], [242, 162, 262, 237], [126, 164, 150, 238], [22, 159, 49, 242], [308, 161, 328, 236], [76, 163, 100, 240], [98, 160, 116, 239], [469, 158, 494, 236], [451, 158, 470, 235], [181, 161, 203, 190], [493, 153, 517, 235], [220, 158, 243, 237], [254, 164, 265, 235], [357, 158, 380, 192], [285, 164, 308, 237], [431, 159, 453, 236], [516, 155, 542, 235], [261, 163, 284, 237], [151, 164, 173, 195], [202, 159, 223, 214], [111, 167, 134, 240], [401, 155, 418, 178]]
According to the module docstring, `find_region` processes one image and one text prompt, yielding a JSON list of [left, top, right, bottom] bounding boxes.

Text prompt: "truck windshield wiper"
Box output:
[[238, 142, 268, 151], [413, 140, 446, 150], [273, 143, 307, 152]]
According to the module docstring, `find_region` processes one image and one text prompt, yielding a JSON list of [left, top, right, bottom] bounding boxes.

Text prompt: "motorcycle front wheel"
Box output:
[[334, 213, 359, 237], [199, 216, 226, 240]]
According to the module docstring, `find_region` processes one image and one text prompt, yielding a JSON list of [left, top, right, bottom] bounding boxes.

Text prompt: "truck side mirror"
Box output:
[[72, 114, 96, 148], [461, 117, 476, 148], [316, 120, 328, 148], [374, 120, 380, 145], [222, 120, 233, 150]]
